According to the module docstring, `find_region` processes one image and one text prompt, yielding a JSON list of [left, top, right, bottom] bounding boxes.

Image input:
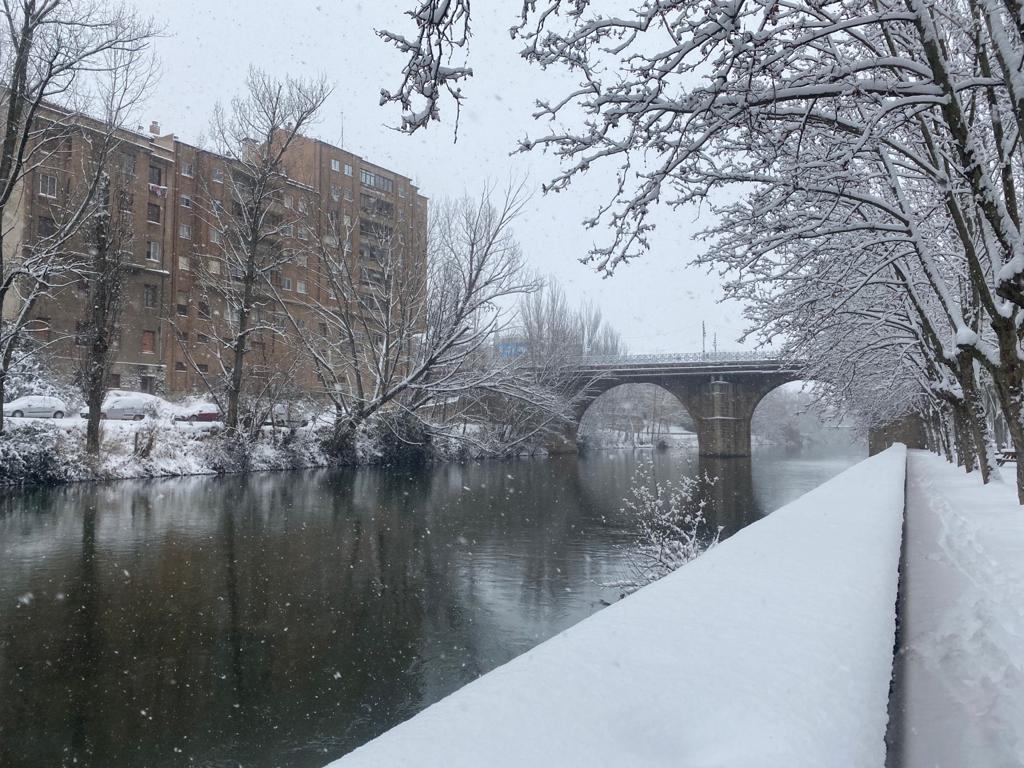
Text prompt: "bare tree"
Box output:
[[0, 0, 157, 432], [382, 0, 1024, 499], [77, 44, 158, 455], [282, 182, 573, 454], [183, 68, 331, 434]]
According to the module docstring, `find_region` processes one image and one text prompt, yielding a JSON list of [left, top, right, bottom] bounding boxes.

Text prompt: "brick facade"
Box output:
[[3, 110, 428, 400]]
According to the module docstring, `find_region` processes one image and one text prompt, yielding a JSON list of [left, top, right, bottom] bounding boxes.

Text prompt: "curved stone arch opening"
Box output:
[[575, 382, 697, 450], [749, 379, 862, 455]]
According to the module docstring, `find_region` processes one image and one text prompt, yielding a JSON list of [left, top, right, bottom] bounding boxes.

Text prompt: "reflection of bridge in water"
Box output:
[[563, 352, 802, 458]]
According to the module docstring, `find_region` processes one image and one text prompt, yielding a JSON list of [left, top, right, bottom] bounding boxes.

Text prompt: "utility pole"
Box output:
[[702, 321, 706, 356]]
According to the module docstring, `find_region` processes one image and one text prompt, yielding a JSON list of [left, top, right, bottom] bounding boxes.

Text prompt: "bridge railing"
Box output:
[[577, 350, 784, 365]]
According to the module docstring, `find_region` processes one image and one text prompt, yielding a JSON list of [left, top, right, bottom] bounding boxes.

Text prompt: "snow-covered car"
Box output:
[[174, 401, 222, 423], [3, 395, 68, 419], [79, 391, 167, 421], [262, 403, 309, 428]]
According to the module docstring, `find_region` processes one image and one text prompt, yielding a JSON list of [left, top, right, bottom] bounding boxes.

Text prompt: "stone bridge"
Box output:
[[557, 352, 802, 457]]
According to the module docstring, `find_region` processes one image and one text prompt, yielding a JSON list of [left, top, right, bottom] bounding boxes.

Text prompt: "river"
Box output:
[[0, 445, 862, 767]]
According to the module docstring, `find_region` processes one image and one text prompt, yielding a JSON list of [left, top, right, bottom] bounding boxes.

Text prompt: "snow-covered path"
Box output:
[[891, 451, 1024, 767], [329, 446, 906, 768]]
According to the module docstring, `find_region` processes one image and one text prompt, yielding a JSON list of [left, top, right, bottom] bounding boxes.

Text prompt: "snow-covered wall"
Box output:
[[328, 445, 906, 768]]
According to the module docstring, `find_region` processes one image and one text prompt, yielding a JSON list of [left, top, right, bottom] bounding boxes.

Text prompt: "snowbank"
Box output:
[[892, 451, 1024, 767], [329, 445, 906, 768], [0, 418, 330, 486]]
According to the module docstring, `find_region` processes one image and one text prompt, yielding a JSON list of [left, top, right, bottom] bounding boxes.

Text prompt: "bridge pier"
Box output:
[[690, 379, 755, 458], [547, 420, 580, 454]]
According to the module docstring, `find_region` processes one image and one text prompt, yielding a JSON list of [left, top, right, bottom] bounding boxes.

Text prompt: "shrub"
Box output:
[[0, 425, 70, 485], [365, 411, 431, 467], [615, 459, 721, 592]]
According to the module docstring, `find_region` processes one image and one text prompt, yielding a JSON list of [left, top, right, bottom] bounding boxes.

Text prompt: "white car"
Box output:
[[263, 403, 309, 428], [79, 391, 167, 421], [3, 395, 68, 419]]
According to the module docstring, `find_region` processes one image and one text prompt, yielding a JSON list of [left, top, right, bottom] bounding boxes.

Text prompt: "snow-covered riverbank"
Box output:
[[330, 446, 906, 768]]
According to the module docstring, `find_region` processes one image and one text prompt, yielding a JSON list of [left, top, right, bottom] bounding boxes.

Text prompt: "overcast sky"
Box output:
[[128, 0, 753, 353]]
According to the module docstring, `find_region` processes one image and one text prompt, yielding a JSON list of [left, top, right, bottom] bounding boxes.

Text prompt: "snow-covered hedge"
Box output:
[[0, 420, 334, 486], [331, 445, 907, 768]]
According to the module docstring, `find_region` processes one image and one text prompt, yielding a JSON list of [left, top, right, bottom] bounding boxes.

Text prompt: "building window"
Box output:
[[331, 158, 341, 172], [297, 280, 308, 294], [141, 330, 156, 354], [399, 186, 407, 198], [207, 259, 221, 274], [210, 229, 222, 245], [143, 284, 157, 308], [147, 203, 161, 223], [197, 332, 210, 343], [119, 153, 136, 177], [282, 277, 292, 291], [330, 185, 341, 202], [176, 290, 189, 316], [360, 170, 393, 193], [38, 173, 57, 198], [148, 165, 163, 185], [298, 199, 308, 213], [198, 301, 211, 319], [343, 187, 353, 201], [180, 195, 192, 208], [298, 226, 310, 241], [139, 375, 155, 394], [175, 361, 186, 371], [212, 167, 224, 183], [179, 224, 192, 240], [280, 223, 293, 237], [179, 256, 190, 272], [344, 163, 353, 176], [197, 363, 209, 373], [283, 193, 294, 209], [37, 216, 57, 238], [181, 161, 194, 177], [146, 241, 161, 262]]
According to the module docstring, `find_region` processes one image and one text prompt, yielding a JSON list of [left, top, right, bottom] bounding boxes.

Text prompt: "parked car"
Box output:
[[3, 395, 68, 419], [79, 391, 166, 421], [174, 401, 222, 423], [262, 403, 309, 429]]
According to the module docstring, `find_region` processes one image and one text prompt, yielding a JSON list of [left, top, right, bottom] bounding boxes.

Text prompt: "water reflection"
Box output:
[[0, 447, 860, 768]]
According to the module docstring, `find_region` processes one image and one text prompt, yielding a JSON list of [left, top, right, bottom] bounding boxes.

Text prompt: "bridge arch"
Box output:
[[576, 382, 697, 449], [750, 380, 863, 455], [551, 353, 802, 457]]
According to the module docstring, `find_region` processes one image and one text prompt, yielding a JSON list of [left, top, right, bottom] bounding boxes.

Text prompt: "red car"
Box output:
[[174, 402, 222, 423]]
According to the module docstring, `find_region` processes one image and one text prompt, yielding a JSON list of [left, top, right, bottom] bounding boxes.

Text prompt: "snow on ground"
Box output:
[[893, 451, 1024, 767], [329, 445, 906, 768]]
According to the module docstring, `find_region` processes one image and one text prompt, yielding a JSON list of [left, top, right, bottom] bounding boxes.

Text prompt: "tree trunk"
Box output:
[[958, 355, 993, 483], [951, 406, 969, 468], [939, 415, 954, 463]]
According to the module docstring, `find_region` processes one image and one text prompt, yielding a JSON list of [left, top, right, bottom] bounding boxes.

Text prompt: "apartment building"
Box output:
[[1, 113, 177, 394], [4, 109, 428, 399]]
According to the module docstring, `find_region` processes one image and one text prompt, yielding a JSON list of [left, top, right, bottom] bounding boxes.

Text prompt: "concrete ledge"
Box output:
[[328, 446, 906, 768]]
